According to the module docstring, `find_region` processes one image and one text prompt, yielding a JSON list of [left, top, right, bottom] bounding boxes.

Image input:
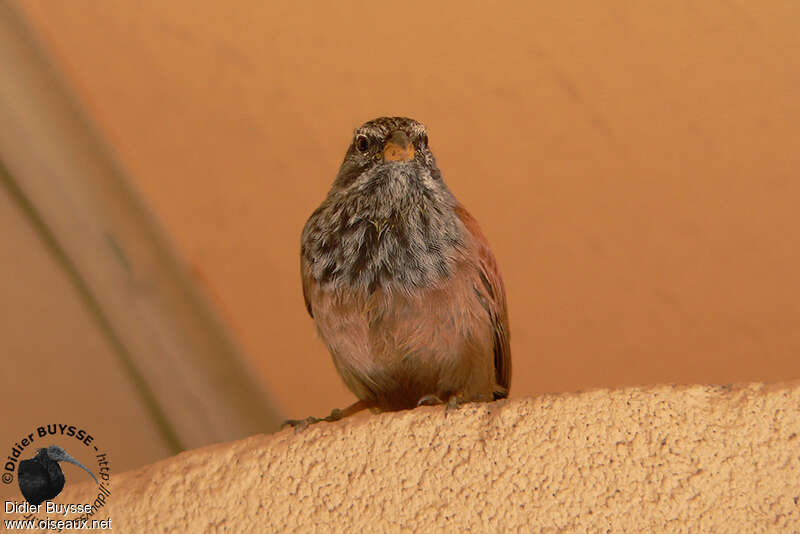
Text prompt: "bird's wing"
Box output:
[[300, 254, 315, 318], [456, 204, 512, 396]]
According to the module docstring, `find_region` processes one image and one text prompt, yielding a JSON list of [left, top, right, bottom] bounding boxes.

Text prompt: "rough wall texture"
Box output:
[[52, 383, 800, 532]]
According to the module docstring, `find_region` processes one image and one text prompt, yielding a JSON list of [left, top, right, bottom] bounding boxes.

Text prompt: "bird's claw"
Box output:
[[325, 408, 343, 422], [416, 394, 467, 417], [281, 416, 319, 432], [416, 394, 444, 407], [444, 395, 468, 417], [281, 408, 344, 432]]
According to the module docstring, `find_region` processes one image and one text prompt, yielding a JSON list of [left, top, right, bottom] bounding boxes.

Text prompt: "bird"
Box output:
[[18, 445, 98, 505], [289, 117, 510, 427]]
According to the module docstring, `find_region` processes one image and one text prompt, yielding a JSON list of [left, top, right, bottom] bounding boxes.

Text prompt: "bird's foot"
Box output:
[[281, 416, 321, 432], [282, 408, 343, 432], [416, 394, 468, 416], [416, 394, 445, 407], [282, 400, 374, 432], [444, 395, 469, 416]]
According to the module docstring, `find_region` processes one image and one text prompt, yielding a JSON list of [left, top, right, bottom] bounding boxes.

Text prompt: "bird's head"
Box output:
[[332, 117, 443, 196]]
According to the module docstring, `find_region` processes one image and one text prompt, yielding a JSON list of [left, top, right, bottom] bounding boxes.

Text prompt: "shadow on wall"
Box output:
[[0, 2, 283, 478]]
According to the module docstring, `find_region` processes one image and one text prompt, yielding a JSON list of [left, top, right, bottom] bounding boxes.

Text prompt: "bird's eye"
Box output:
[[355, 134, 369, 153]]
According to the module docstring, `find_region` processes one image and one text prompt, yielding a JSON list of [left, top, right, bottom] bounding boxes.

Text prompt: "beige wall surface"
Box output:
[[13, 1, 800, 421], [49, 383, 800, 532]]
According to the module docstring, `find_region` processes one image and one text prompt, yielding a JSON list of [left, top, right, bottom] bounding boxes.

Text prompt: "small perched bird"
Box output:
[[290, 117, 510, 426]]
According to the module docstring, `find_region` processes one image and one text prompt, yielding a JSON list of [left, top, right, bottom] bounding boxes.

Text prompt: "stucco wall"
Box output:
[[46, 383, 800, 532]]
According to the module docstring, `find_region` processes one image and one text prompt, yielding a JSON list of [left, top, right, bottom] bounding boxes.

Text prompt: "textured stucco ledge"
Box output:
[[55, 383, 799, 532]]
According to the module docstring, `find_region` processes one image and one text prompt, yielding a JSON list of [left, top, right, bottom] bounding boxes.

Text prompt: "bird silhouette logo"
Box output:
[[17, 445, 98, 505]]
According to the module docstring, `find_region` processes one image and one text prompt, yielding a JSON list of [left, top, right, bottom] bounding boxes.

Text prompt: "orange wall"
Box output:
[[0, 175, 172, 480], [17, 1, 800, 419]]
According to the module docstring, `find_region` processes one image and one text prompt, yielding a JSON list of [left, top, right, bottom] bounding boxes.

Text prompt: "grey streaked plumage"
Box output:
[[302, 117, 463, 294]]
